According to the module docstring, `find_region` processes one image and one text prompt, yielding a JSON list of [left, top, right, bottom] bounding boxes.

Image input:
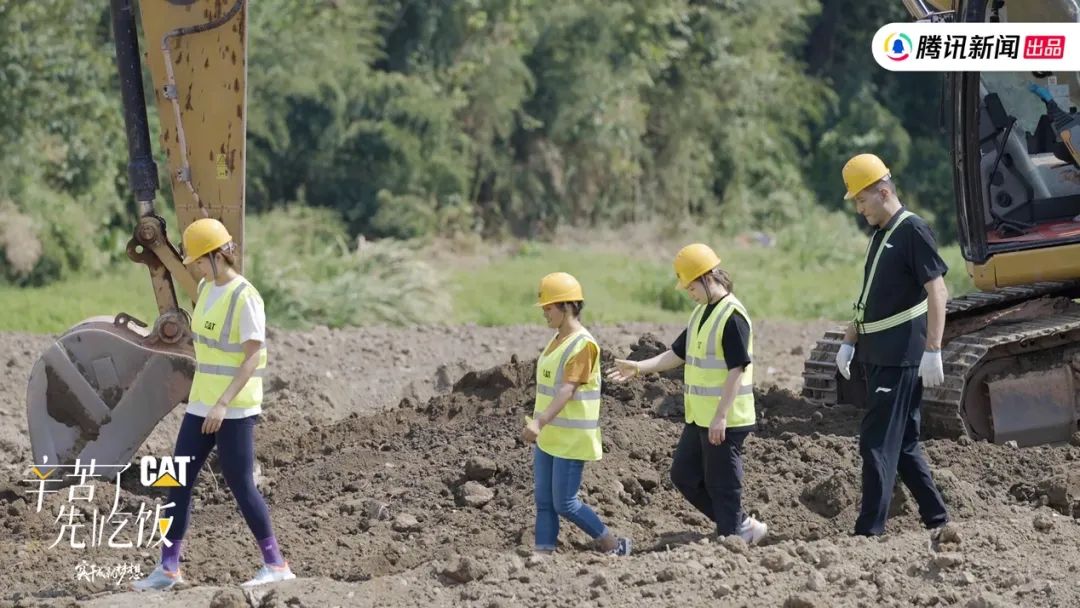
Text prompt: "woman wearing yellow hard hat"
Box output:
[[521, 272, 631, 557], [607, 244, 767, 544], [133, 218, 294, 591]]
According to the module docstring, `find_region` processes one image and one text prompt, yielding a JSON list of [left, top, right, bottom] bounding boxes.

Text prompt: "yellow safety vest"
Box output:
[[533, 330, 603, 461], [854, 210, 928, 334], [683, 295, 755, 429], [188, 277, 268, 409]]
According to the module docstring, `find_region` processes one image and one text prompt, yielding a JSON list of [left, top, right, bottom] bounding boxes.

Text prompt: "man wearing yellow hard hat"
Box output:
[[133, 218, 295, 590], [607, 246, 767, 545], [837, 153, 950, 536], [521, 272, 631, 556]]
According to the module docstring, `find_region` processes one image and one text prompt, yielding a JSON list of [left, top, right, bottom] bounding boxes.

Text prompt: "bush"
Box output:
[[245, 206, 450, 328], [773, 208, 867, 270], [635, 271, 693, 313], [369, 191, 437, 240], [0, 200, 41, 280]]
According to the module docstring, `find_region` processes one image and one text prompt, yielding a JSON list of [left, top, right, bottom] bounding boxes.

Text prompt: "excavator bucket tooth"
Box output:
[[26, 318, 194, 479]]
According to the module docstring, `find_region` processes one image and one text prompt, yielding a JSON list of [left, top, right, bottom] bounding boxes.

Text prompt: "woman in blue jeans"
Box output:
[[521, 272, 631, 556]]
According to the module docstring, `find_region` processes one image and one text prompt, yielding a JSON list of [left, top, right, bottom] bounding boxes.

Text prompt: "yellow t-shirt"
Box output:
[[543, 335, 597, 385]]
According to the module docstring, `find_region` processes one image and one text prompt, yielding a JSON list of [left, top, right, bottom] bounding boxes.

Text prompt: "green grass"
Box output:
[[0, 207, 451, 334], [451, 207, 976, 327], [0, 262, 157, 333], [0, 236, 976, 334], [452, 244, 691, 326], [246, 207, 451, 329], [451, 240, 974, 327], [939, 245, 977, 301]]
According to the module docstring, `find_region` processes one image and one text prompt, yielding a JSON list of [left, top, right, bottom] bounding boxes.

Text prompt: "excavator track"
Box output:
[[919, 310, 1080, 439], [803, 281, 1080, 441]]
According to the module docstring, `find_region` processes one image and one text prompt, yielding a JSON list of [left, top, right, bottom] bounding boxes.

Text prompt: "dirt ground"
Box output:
[[1, 319, 1078, 608]]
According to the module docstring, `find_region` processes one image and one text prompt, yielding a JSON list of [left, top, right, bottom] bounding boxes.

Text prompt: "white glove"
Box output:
[[919, 350, 944, 387], [836, 343, 855, 380]]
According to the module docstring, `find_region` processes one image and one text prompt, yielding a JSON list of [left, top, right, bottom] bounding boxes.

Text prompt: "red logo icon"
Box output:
[[1024, 35, 1065, 59]]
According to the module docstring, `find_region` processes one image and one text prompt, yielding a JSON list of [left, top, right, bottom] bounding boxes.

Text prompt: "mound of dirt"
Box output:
[[0, 319, 828, 469], [802, 472, 859, 519], [1010, 467, 1080, 518], [3, 324, 1080, 608]]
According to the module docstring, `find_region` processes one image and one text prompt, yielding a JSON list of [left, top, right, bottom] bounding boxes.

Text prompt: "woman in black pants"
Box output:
[[608, 243, 767, 544]]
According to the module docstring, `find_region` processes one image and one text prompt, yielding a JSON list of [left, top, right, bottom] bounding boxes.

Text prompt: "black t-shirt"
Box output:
[[855, 208, 948, 367], [671, 300, 752, 370]]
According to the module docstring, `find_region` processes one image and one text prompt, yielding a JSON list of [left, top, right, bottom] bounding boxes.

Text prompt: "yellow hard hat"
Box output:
[[841, 153, 891, 200], [536, 272, 584, 307], [673, 243, 722, 289], [182, 218, 233, 265]]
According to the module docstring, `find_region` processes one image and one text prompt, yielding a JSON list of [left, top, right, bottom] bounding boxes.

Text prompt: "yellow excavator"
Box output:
[[805, 0, 1080, 446], [26, 0, 247, 474]]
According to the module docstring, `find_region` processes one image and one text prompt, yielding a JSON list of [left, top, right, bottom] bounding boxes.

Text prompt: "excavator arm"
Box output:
[[26, 0, 248, 475], [135, 0, 247, 275]]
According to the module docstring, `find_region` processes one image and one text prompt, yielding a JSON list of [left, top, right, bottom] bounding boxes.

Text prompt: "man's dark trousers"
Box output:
[[855, 364, 950, 536]]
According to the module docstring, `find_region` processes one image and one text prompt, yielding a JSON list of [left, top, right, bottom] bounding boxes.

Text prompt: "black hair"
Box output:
[[705, 267, 733, 292], [558, 301, 584, 317], [213, 241, 239, 267]]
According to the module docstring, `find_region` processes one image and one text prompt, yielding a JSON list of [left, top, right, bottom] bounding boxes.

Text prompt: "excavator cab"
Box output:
[[26, 0, 248, 478], [951, 4, 1080, 289], [804, 0, 1080, 447], [944, 0, 1080, 445]]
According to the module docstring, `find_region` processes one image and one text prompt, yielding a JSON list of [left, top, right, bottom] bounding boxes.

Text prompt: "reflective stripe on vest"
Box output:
[[683, 295, 755, 429], [684, 384, 754, 398], [684, 299, 733, 370], [195, 364, 268, 378], [545, 417, 600, 430], [189, 278, 268, 409], [853, 210, 928, 335], [535, 384, 602, 401], [533, 330, 603, 460]]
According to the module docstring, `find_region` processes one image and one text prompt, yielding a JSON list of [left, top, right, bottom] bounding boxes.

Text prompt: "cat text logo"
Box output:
[[140, 456, 192, 488]]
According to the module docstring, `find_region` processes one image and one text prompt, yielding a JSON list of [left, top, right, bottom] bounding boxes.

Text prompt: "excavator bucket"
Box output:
[[27, 317, 195, 475], [26, 0, 247, 474]]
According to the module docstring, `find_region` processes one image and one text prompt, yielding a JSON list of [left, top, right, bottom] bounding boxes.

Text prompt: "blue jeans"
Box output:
[[533, 446, 609, 550]]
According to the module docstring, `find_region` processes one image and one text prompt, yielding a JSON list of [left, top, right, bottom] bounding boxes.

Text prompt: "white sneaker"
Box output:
[[241, 563, 296, 588], [132, 565, 182, 591], [606, 537, 632, 557], [738, 516, 768, 545]]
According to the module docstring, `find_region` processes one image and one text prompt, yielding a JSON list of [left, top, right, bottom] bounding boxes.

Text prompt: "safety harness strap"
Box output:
[[858, 299, 928, 334], [854, 210, 925, 334]]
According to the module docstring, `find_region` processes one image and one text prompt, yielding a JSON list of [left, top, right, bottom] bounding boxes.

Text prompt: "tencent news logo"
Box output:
[[873, 23, 1079, 71], [884, 33, 913, 61]]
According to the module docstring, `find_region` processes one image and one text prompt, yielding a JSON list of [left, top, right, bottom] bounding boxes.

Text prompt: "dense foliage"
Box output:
[[0, 0, 951, 285]]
